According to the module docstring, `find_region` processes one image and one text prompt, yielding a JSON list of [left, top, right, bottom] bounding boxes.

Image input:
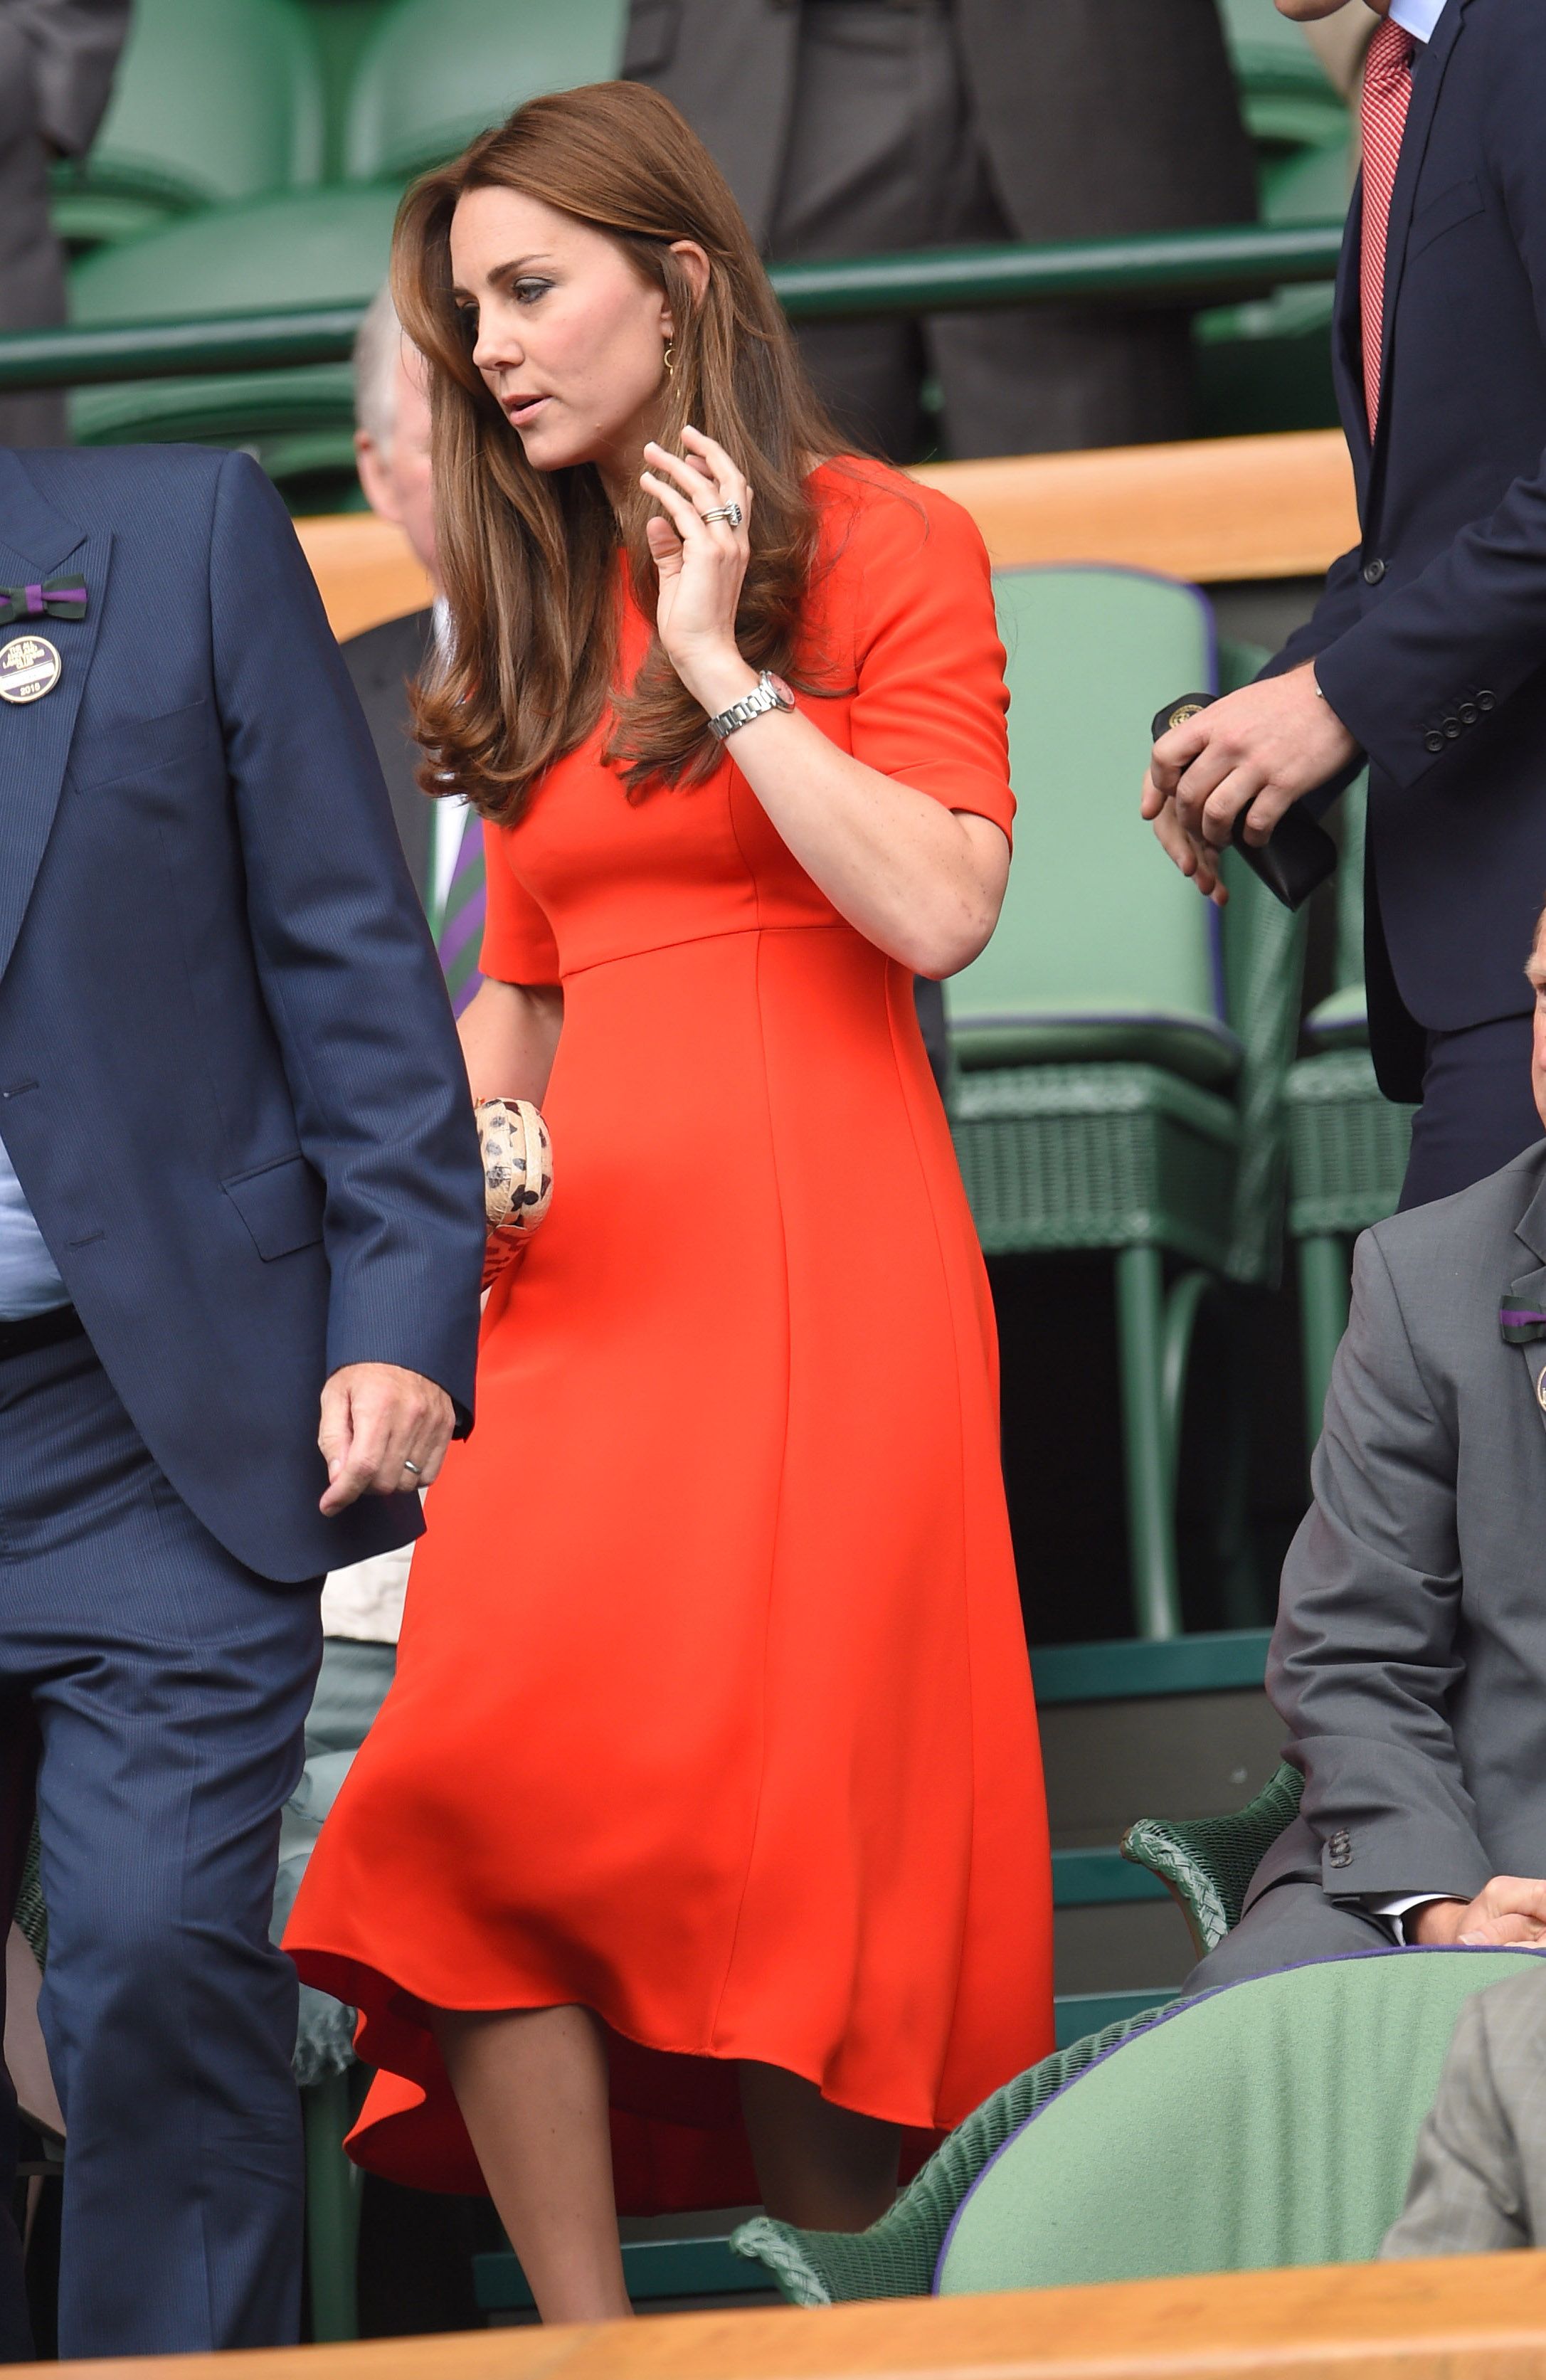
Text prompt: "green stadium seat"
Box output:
[[343, 0, 628, 186], [51, 0, 325, 251], [1219, 0, 1349, 159], [68, 185, 402, 502], [731, 1896, 1537, 2306], [1194, 130, 1350, 440], [946, 578, 1305, 1641]]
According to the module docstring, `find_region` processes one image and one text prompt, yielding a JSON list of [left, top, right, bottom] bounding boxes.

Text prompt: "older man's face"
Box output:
[[354, 344, 438, 586]]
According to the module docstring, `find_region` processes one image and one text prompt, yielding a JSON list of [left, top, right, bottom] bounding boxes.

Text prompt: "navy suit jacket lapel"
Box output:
[[0, 450, 110, 983], [1372, 0, 1468, 464]]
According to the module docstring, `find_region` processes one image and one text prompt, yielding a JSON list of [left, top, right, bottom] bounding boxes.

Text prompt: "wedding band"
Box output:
[[703, 502, 743, 528], [402, 1458, 422, 1476]]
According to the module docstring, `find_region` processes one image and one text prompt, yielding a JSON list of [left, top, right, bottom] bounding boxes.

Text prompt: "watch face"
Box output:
[[767, 674, 795, 709]]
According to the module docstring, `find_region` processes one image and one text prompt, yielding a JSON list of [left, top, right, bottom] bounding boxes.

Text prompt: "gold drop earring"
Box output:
[[663, 343, 675, 377]]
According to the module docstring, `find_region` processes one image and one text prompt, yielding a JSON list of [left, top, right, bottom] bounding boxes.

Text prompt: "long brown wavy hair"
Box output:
[[392, 80, 846, 823]]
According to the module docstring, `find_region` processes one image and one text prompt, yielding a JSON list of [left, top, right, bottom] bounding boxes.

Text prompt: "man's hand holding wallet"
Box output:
[[1143, 660, 1359, 908]]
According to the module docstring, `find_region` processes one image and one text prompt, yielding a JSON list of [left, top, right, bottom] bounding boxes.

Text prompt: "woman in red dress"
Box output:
[[287, 80, 1052, 2324]]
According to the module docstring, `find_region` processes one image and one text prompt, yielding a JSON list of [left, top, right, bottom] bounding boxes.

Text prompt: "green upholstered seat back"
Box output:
[[946, 566, 1233, 1081], [937, 1949, 1545, 2296], [63, 0, 324, 220], [344, 0, 628, 184], [68, 187, 401, 457]]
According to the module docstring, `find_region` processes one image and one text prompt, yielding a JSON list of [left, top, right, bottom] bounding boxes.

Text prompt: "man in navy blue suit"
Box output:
[[1145, 0, 1546, 1210], [0, 440, 485, 2359]]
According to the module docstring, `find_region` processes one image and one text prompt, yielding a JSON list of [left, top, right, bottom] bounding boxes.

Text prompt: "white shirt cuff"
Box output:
[[1363, 1892, 1453, 1944]]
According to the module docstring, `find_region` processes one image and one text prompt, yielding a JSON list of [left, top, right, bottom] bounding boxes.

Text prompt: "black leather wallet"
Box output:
[[1151, 693, 1338, 913]]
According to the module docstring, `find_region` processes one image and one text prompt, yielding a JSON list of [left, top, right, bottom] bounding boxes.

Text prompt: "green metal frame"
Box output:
[[0, 221, 1345, 394], [1285, 1049, 1415, 1446]]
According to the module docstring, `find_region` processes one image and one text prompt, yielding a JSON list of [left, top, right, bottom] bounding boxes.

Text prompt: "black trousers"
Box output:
[[768, 0, 1193, 461], [1398, 1012, 1543, 1211]]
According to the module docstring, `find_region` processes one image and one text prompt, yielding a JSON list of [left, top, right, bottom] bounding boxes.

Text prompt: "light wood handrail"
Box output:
[[51, 2252, 1546, 2379], [295, 430, 1357, 645]]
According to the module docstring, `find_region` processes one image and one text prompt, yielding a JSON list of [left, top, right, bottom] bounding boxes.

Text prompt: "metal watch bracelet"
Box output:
[[706, 670, 795, 741]]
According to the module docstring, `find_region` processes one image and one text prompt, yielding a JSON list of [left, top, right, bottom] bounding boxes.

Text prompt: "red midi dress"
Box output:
[[287, 457, 1054, 2211]]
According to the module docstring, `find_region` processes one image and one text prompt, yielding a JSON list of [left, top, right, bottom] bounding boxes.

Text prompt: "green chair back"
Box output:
[[1219, 0, 1348, 154], [946, 566, 1237, 1091], [53, 0, 324, 248], [68, 186, 401, 467], [937, 1949, 1542, 2296], [344, 0, 628, 184]]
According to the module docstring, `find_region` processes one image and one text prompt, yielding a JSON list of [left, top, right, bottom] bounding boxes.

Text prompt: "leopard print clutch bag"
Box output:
[[474, 1099, 552, 1290], [475, 1098, 554, 1233]]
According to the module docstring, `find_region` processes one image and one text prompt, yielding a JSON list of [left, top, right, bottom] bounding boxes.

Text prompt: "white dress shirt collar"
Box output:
[[1388, 0, 1445, 43]]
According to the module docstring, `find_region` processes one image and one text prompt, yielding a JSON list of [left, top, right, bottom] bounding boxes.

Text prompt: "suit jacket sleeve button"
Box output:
[[1362, 559, 1387, 584], [1477, 689, 1496, 711], [1442, 716, 1462, 739], [1458, 702, 1478, 726], [1424, 731, 1447, 753]]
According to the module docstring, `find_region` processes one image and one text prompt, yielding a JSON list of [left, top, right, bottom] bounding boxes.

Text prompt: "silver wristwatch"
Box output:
[[706, 670, 795, 741]]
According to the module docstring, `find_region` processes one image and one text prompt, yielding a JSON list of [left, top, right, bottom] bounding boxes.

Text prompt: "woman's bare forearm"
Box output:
[[703, 694, 1010, 978], [458, 978, 563, 1105]]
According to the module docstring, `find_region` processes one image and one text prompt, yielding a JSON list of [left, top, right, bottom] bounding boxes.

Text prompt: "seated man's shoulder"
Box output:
[[1365, 1142, 1546, 1295], [16, 440, 238, 534]]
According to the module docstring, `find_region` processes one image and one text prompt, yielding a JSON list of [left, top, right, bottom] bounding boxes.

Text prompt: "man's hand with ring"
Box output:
[[1143, 661, 1358, 860], [317, 1361, 455, 1515]]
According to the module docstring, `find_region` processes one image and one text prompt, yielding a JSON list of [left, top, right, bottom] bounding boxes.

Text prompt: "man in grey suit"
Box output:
[[623, 0, 1256, 461], [0, 0, 131, 446], [1382, 1961, 1546, 2257], [1189, 906, 1546, 1995]]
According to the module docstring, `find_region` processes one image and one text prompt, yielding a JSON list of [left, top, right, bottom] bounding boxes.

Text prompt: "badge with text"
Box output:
[[0, 635, 61, 705]]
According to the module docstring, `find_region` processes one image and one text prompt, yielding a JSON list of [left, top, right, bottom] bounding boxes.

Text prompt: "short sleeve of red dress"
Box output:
[[832, 470, 1014, 845], [479, 817, 561, 985]]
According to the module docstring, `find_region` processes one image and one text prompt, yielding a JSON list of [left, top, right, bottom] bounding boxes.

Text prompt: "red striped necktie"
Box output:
[[437, 807, 485, 1018], [1360, 14, 1417, 437]]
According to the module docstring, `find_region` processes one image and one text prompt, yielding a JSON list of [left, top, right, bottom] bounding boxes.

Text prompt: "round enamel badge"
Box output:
[[0, 635, 61, 704]]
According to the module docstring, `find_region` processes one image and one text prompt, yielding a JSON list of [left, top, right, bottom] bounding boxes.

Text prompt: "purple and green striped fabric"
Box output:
[[437, 807, 485, 1018]]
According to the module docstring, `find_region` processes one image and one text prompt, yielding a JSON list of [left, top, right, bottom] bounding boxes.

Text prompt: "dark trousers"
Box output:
[[0, 1328, 321, 2361], [1183, 1879, 1394, 1997], [770, 0, 1193, 460], [1399, 1012, 1544, 1211]]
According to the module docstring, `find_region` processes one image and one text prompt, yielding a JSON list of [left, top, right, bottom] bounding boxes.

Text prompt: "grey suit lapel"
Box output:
[[1504, 1161, 1546, 1433], [0, 453, 109, 983]]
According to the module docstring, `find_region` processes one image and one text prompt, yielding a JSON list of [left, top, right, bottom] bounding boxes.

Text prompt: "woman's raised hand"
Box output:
[[640, 427, 756, 712]]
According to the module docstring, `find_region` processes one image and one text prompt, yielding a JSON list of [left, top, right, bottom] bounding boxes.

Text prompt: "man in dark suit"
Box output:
[[623, 0, 1256, 461], [0, 0, 131, 445], [0, 440, 485, 2358], [1148, 0, 1546, 1210]]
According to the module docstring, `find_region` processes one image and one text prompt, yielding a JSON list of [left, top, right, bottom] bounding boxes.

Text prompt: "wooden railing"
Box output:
[[51, 2252, 1546, 2379], [295, 429, 1358, 645]]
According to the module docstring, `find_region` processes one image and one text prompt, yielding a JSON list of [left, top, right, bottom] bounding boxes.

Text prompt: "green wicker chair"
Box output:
[[1284, 779, 1414, 1449], [947, 579, 1304, 1640], [730, 1768, 1533, 2307], [1121, 1759, 1303, 1960], [342, 0, 627, 185], [51, 0, 325, 252], [67, 184, 401, 500]]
